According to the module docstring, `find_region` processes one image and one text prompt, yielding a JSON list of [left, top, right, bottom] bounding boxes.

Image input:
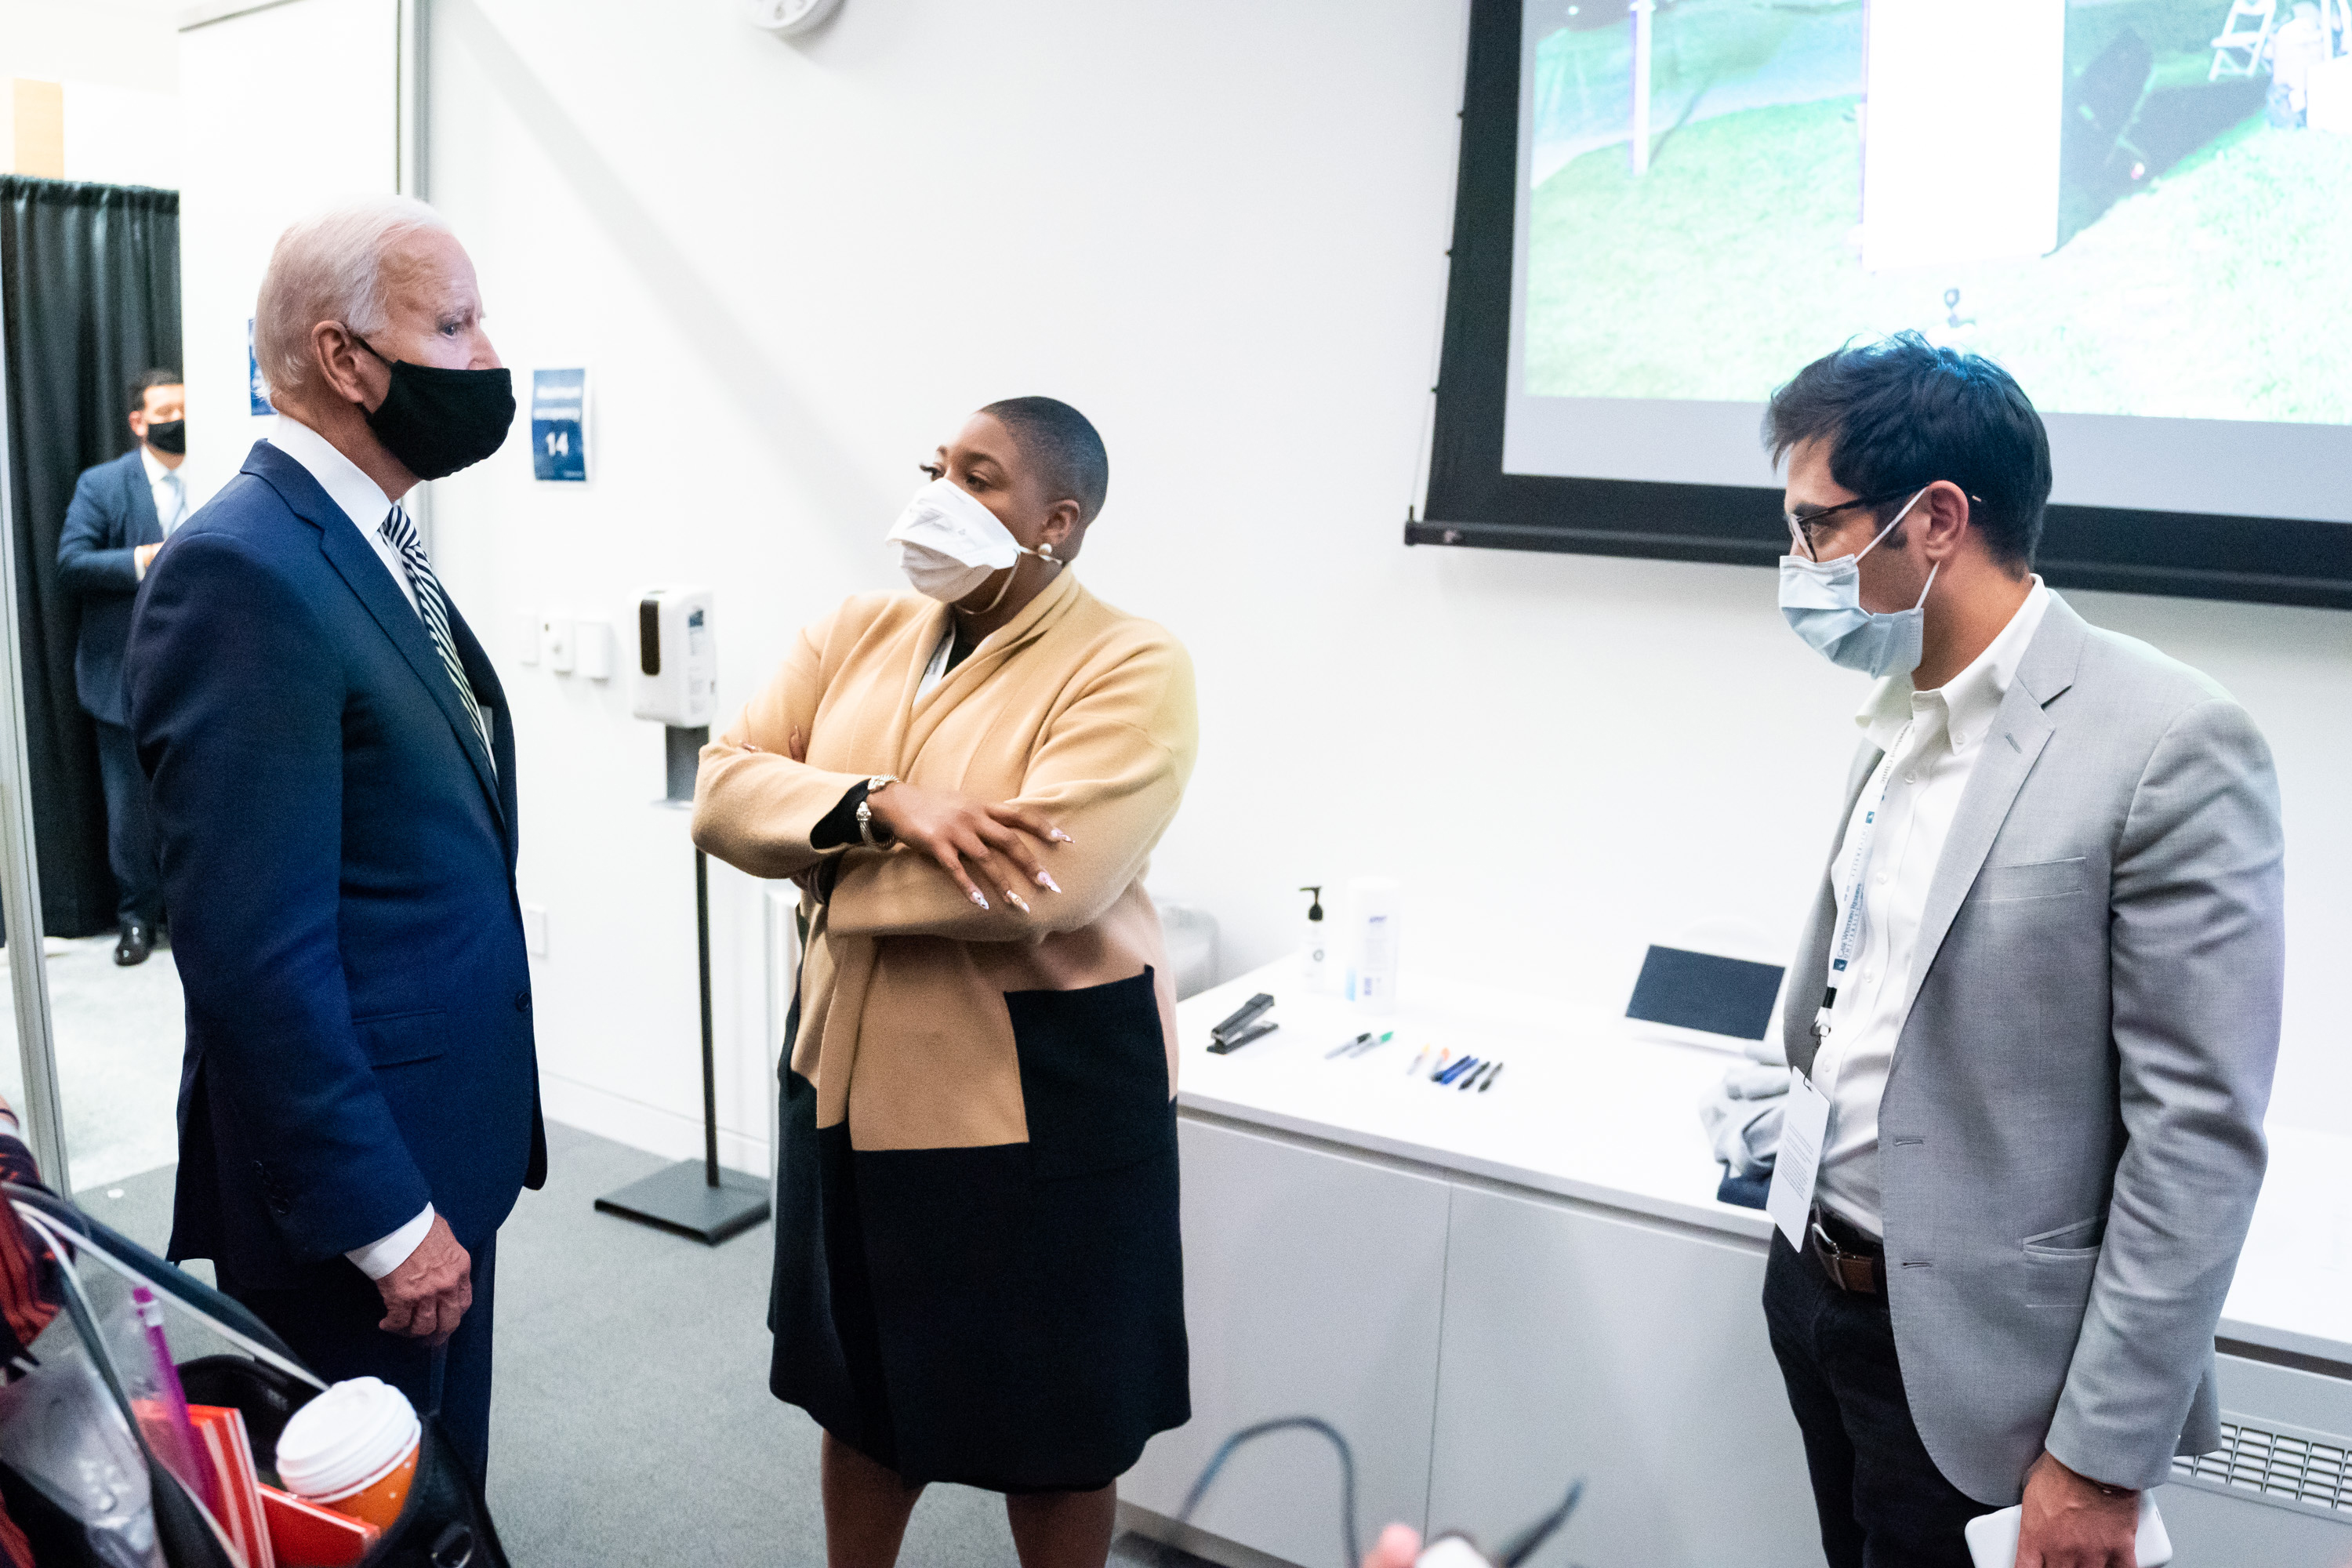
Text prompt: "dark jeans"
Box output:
[[1763, 1232, 1983, 1568], [219, 1232, 498, 1490], [92, 718, 162, 923]]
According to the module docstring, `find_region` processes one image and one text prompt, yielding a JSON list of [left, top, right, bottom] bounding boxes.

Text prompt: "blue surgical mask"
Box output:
[[1777, 489, 1937, 677]]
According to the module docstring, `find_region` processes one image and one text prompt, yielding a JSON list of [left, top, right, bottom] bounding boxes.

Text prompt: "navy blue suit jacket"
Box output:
[[58, 448, 165, 727], [126, 439, 545, 1289]]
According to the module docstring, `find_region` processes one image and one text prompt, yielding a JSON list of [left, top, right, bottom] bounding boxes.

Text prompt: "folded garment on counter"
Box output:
[[1697, 1039, 1790, 1178]]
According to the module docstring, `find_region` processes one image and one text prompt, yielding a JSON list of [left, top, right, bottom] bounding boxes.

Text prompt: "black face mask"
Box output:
[[352, 336, 515, 481], [143, 418, 186, 456]]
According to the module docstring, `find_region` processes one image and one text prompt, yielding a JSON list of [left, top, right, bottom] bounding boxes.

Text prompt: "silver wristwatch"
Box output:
[[855, 775, 897, 846]]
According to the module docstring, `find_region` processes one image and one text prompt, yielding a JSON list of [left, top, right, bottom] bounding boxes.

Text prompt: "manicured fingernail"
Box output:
[[970, 890, 989, 910], [1006, 890, 1032, 914], [1050, 829, 1074, 844], [1037, 872, 1062, 893]]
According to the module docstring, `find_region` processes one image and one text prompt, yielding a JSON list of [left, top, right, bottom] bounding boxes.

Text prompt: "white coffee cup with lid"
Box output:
[[274, 1377, 422, 1530]]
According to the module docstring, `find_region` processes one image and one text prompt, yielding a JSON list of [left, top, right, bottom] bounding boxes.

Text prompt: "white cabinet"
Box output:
[[1138, 1109, 2352, 1568], [1124, 1116, 1453, 1568], [1423, 1185, 1820, 1568]]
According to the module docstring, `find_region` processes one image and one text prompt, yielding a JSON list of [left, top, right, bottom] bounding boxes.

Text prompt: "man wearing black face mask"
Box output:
[[58, 368, 187, 964], [123, 197, 539, 1490]]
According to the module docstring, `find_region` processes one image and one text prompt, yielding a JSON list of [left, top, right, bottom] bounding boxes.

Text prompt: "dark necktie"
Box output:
[[377, 504, 495, 770]]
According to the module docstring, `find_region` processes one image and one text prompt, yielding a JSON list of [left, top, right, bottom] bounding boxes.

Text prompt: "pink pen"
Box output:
[[131, 1285, 216, 1512]]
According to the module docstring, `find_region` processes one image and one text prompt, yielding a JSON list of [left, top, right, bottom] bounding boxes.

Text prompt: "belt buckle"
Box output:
[[1809, 1214, 1871, 1294]]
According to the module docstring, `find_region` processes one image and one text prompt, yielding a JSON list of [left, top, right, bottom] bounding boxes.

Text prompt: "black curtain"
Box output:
[[0, 177, 180, 939]]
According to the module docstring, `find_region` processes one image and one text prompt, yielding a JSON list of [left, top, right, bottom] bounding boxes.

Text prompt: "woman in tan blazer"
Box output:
[[692, 398, 1197, 1568]]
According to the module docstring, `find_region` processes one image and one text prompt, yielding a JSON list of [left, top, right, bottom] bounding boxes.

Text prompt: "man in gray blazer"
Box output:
[[1763, 334, 2284, 1567]]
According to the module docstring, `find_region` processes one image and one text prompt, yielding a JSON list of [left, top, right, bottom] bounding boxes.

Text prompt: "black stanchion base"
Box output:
[[594, 1160, 770, 1246]]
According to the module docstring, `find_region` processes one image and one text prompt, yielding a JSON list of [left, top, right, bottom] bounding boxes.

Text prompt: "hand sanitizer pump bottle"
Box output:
[[1299, 886, 1327, 992]]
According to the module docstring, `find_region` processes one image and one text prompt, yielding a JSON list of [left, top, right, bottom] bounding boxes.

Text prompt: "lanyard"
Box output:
[[1814, 724, 1912, 1045]]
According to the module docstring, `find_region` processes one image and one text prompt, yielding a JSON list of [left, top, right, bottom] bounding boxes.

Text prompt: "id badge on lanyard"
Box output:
[[1771, 736, 1905, 1250], [1813, 740, 1904, 1045]]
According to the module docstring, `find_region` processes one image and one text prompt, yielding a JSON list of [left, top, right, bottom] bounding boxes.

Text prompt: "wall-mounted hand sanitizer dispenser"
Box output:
[[631, 586, 715, 728]]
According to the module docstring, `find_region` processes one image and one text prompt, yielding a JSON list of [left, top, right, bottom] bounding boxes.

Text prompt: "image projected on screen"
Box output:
[[1522, 0, 2352, 426]]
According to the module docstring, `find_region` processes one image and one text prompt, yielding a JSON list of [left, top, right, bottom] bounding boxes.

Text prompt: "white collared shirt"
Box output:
[[263, 413, 437, 1278], [266, 414, 419, 617], [1812, 578, 2051, 1238], [139, 445, 188, 537]]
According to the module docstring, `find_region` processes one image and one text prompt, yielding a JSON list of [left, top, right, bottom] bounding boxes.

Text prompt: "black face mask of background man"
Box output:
[[350, 333, 515, 481], [143, 418, 187, 456]]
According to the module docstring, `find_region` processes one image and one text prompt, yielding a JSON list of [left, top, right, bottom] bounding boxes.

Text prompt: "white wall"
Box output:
[[415, 0, 2351, 1168], [177, 0, 401, 506], [0, 1, 181, 187], [61, 82, 180, 189], [0, 1, 180, 95]]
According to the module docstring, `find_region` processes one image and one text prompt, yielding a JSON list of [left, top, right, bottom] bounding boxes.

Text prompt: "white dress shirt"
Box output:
[[1811, 579, 2051, 1238], [267, 413, 436, 1279], [267, 416, 418, 615]]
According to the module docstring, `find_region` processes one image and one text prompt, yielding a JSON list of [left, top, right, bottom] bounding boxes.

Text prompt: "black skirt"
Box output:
[[767, 969, 1190, 1491]]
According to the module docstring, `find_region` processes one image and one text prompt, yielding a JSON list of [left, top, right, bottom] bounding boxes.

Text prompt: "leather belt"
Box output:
[[1808, 1205, 1886, 1296]]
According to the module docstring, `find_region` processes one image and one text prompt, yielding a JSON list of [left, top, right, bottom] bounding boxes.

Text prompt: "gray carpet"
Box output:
[[78, 1123, 1210, 1567], [2, 931, 187, 1189]]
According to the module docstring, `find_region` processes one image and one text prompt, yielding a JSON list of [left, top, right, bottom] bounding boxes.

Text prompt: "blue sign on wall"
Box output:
[[531, 368, 588, 482], [246, 318, 272, 415]]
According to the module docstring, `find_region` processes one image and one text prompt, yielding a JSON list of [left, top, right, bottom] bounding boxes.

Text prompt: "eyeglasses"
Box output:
[[1783, 488, 1928, 561]]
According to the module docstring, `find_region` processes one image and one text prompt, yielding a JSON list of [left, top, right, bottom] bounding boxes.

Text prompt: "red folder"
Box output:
[[260, 1483, 381, 1567], [187, 1403, 275, 1568]]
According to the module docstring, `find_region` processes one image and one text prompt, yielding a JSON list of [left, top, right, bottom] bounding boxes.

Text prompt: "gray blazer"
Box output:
[[1783, 593, 2284, 1503]]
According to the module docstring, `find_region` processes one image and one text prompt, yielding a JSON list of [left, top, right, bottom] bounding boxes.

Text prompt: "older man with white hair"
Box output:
[[125, 195, 541, 1486]]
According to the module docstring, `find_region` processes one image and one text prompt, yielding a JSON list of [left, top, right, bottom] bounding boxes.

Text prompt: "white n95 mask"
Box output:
[[1777, 488, 1938, 677], [887, 477, 1051, 603]]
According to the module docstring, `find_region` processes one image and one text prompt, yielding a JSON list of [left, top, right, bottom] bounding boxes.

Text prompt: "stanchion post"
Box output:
[[593, 726, 771, 1243]]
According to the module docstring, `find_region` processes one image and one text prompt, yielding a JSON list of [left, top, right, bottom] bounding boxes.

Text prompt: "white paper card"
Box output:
[[1766, 1068, 1831, 1250], [1964, 1491, 2171, 1568]]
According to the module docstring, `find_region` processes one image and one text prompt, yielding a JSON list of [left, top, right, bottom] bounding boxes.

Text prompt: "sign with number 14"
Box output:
[[531, 368, 589, 482]]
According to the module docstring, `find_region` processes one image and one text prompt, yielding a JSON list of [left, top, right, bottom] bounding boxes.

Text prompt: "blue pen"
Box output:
[[1436, 1056, 1480, 1086]]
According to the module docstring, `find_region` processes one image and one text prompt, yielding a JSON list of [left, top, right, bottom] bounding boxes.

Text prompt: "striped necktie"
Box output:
[[160, 471, 186, 534], [378, 504, 495, 770]]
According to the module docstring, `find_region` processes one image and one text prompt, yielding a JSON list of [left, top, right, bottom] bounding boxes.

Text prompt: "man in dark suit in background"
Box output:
[[126, 196, 539, 1486], [58, 369, 187, 965]]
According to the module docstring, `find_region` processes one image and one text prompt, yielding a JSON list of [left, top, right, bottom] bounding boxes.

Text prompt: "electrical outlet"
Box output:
[[522, 904, 549, 956], [576, 620, 614, 681], [542, 618, 576, 673]]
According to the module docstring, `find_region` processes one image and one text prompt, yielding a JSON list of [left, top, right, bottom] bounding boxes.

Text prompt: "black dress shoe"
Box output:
[[114, 917, 154, 967]]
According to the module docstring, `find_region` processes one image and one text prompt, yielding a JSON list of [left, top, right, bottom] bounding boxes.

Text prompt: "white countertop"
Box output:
[[1174, 956, 2352, 1366]]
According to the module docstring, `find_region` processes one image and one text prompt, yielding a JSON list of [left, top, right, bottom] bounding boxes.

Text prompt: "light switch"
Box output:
[[522, 904, 549, 956], [515, 615, 539, 666], [542, 618, 576, 673], [576, 620, 614, 681]]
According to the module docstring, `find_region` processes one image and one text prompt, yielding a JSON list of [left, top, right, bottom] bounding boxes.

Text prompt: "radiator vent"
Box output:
[[2175, 1421, 2352, 1513]]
